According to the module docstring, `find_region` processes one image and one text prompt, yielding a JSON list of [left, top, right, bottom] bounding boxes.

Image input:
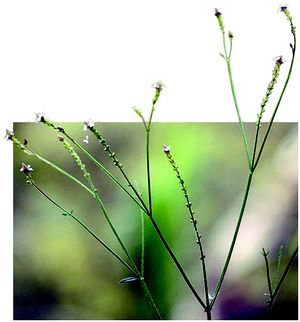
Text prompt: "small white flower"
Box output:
[[83, 119, 95, 131], [35, 112, 46, 123], [152, 81, 166, 91], [4, 129, 14, 141], [83, 135, 89, 144], [163, 144, 171, 154], [20, 163, 34, 174]]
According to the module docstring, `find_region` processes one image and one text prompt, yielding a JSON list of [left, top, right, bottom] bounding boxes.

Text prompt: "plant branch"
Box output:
[[210, 172, 253, 308], [163, 146, 211, 318], [149, 216, 207, 310], [268, 247, 298, 311], [261, 248, 273, 304], [28, 178, 137, 275], [253, 8, 296, 171]]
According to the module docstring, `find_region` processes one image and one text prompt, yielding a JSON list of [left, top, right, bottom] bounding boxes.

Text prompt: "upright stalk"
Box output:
[[210, 172, 253, 308], [143, 82, 207, 312], [215, 9, 251, 169], [149, 216, 207, 310], [225, 60, 251, 170], [253, 35, 296, 171], [163, 146, 211, 318]]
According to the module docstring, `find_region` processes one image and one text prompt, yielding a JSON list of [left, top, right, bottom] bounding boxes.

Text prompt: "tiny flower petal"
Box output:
[[152, 81, 165, 91], [35, 112, 46, 123], [83, 119, 95, 131], [20, 163, 34, 174], [83, 135, 89, 144], [163, 144, 171, 154], [4, 129, 14, 141]]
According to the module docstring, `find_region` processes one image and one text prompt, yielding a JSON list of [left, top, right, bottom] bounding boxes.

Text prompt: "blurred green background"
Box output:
[[14, 122, 297, 319]]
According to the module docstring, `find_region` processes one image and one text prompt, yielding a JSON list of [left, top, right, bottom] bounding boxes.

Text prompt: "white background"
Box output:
[[0, 0, 299, 320]]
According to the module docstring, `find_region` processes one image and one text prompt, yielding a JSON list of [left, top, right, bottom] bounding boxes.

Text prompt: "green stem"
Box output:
[[30, 180, 136, 275], [219, 26, 251, 169], [210, 172, 253, 308], [141, 210, 145, 277], [146, 128, 152, 215], [262, 248, 273, 304], [164, 150, 210, 318], [34, 150, 94, 196], [89, 126, 150, 215], [63, 132, 147, 213], [140, 278, 162, 319], [149, 216, 207, 310], [225, 59, 251, 169], [253, 35, 296, 171], [268, 247, 298, 311], [85, 173, 139, 275]]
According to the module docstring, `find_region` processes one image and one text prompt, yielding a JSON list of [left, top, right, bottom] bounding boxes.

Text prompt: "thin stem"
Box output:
[[59, 138, 162, 318], [141, 210, 145, 277], [70, 213, 136, 275], [88, 126, 150, 215], [251, 125, 260, 168], [33, 149, 94, 196], [225, 59, 251, 169], [253, 36, 296, 171], [140, 278, 162, 319], [219, 22, 251, 169], [145, 84, 162, 216], [149, 216, 207, 310], [63, 131, 147, 213], [11, 138, 95, 196], [30, 179, 136, 275], [86, 174, 139, 275], [210, 172, 253, 308], [269, 247, 298, 311], [164, 148, 210, 317], [146, 127, 152, 215], [262, 248, 273, 304]]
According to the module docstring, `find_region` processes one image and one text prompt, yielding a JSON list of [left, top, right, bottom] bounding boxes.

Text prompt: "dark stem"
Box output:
[[148, 216, 207, 310], [262, 248, 273, 304], [268, 247, 298, 311], [165, 152, 211, 318]]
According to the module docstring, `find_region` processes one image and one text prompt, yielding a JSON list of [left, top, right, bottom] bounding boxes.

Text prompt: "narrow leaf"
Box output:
[[119, 276, 139, 284]]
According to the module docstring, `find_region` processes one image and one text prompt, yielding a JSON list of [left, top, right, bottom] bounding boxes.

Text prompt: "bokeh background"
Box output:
[[14, 122, 297, 319]]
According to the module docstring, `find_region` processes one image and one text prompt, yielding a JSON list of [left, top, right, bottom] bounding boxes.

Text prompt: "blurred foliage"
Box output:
[[14, 122, 297, 319]]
